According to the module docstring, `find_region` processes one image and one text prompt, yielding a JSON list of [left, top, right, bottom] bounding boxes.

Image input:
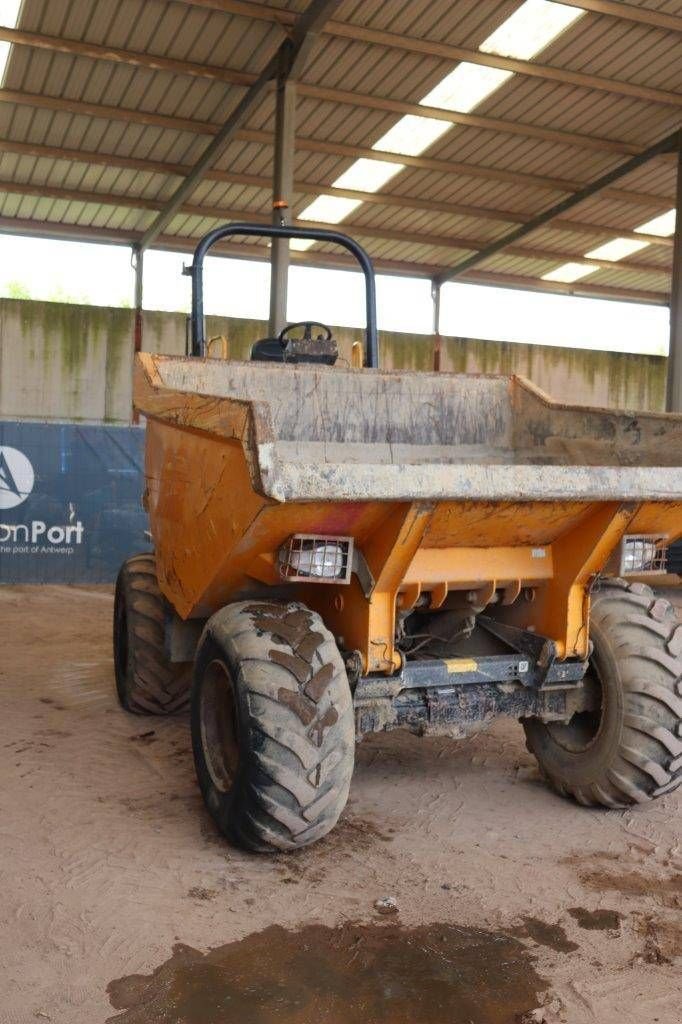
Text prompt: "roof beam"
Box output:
[[251, 128, 669, 207], [0, 179, 670, 278], [0, 138, 673, 246], [437, 130, 681, 284], [0, 214, 667, 305], [327, 22, 682, 109], [176, 0, 294, 22], [460, 268, 668, 306], [0, 87, 216, 134], [2, 19, 681, 110], [183, 0, 682, 34], [298, 83, 638, 155], [0, 26, 254, 86], [2, 140, 526, 224], [182, 0, 682, 50], [0, 91, 569, 192], [0, 34, 641, 156], [3, 88, 669, 202], [550, 219, 672, 249], [556, 0, 682, 33], [137, 0, 344, 252]]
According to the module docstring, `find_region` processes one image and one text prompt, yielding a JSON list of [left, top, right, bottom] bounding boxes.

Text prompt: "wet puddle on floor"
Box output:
[[107, 922, 548, 1024], [563, 851, 682, 912], [513, 916, 579, 953], [567, 907, 621, 931]]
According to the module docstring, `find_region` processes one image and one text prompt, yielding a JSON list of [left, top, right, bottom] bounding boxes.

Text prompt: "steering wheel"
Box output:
[[278, 321, 332, 346]]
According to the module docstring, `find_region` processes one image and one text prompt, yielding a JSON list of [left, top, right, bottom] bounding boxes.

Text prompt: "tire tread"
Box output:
[[114, 553, 191, 715], [194, 600, 354, 852], [525, 579, 682, 808]]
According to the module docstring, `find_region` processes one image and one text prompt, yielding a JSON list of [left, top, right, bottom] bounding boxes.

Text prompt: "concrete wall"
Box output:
[[0, 297, 668, 424], [0, 300, 133, 423]]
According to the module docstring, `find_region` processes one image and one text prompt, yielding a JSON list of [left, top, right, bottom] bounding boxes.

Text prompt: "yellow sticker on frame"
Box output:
[[444, 658, 478, 674]]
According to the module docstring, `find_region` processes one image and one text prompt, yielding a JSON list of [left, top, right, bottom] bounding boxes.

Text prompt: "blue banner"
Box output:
[[0, 422, 150, 584]]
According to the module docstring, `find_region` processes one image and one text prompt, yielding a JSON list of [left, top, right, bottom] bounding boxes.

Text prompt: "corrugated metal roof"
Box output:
[[0, 0, 679, 302]]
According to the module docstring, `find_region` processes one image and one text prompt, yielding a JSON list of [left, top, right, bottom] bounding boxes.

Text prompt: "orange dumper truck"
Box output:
[[114, 224, 682, 852]]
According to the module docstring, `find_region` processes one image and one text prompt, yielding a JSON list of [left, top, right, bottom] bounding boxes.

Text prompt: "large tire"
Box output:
[[523, 580, 682, 808], [113, 554, 192, 715], [191, 600, 355, 852]]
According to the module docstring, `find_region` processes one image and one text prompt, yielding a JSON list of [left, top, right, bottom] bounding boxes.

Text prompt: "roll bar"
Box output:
[[184, 223, 379, 367]]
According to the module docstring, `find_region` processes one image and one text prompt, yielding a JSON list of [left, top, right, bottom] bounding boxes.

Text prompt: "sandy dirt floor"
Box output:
[[1, 584, 680, 1024]]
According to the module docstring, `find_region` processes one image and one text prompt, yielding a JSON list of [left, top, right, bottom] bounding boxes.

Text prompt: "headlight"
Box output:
[[621, 536, 667, 575], [278, 535, 353, 583]]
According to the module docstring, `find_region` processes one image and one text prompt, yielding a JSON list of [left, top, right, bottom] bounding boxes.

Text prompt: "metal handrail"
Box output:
[[185, 222, 379, 367]]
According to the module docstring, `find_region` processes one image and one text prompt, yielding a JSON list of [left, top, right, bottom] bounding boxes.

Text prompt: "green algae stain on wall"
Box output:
[[439, 332, 667, 412], [380, 331, 433, 372], [21, 301, 94, 376], [141, 308, 173, 355], [606, 351, 666, 412], [441, 337, 468, 375], [104, 308, 134, 422], [5, 298, 135, 422], [1, 299, 671, 422]]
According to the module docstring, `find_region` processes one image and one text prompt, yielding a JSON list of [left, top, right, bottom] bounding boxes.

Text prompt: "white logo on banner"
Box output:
[[0, 446, 35, 510], [0, 444, 83, 553]]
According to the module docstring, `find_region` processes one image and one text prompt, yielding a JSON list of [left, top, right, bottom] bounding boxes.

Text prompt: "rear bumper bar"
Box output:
[[391, 653, 587, 691], [353, 651, 589, 738]]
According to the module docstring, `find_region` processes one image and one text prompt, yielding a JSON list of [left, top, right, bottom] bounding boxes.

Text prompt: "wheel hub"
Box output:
[[546, 664, 603, 754]]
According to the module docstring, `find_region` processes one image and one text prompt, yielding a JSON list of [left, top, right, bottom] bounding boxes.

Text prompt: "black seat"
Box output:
[[251, 337, 286, 362]]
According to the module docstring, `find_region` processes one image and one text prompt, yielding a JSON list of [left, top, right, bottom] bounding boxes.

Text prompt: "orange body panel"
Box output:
[[137, 353, 682, 675], [143, 414, 678, 672], [628, 502, 681, 538]]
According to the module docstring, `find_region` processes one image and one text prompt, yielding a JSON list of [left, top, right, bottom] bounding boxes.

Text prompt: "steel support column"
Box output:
[[667, 139, 682, 412], [431, 279, 442, 371], [131, 245, 144, 422], [133, 244, 144, 352], [269, 63, 296, 336]]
